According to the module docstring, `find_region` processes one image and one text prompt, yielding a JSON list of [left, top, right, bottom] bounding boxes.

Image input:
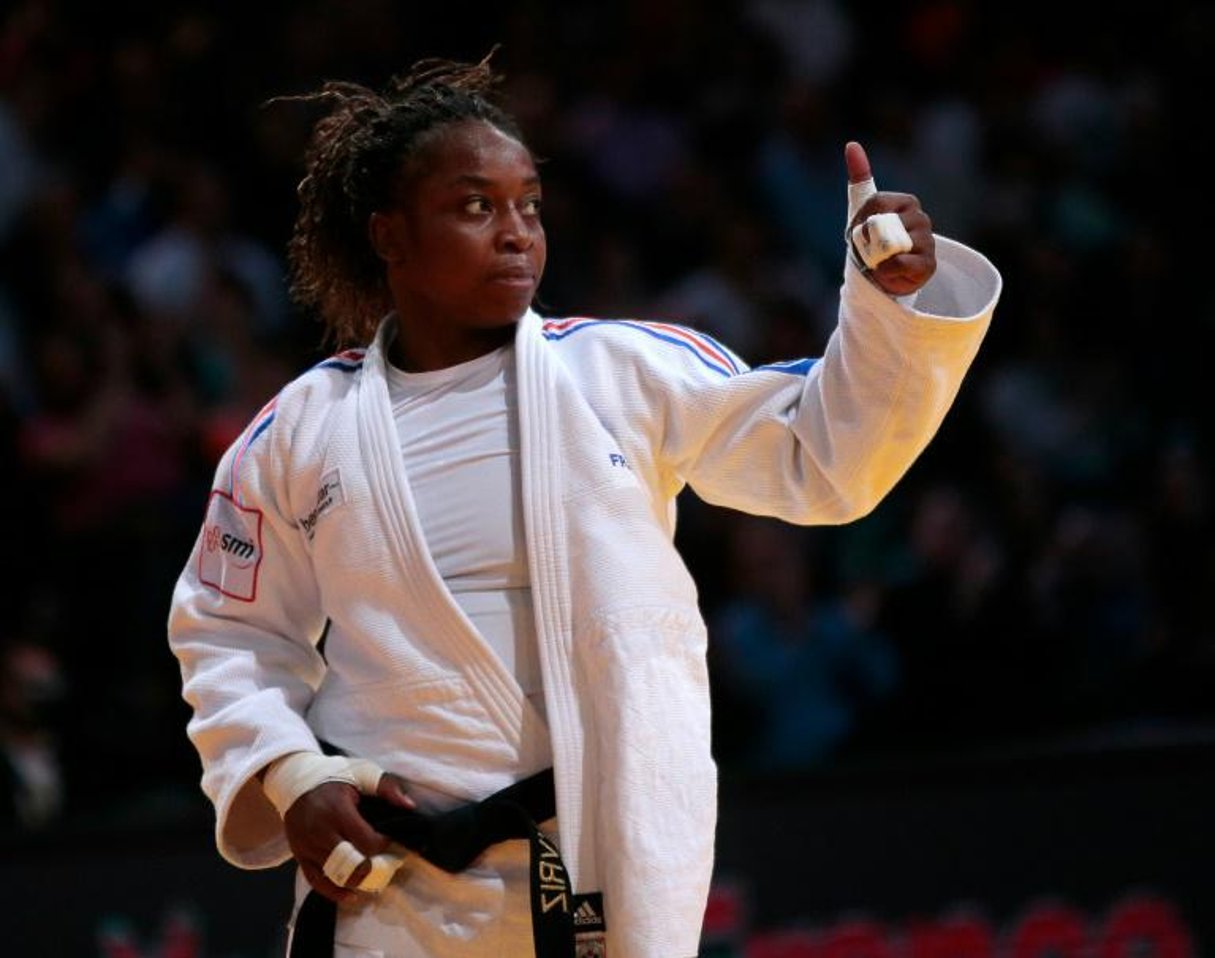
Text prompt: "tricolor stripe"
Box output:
[[229, 396, 278, 500], [315, 348, 366, 373], [542, 318, 741, 378]]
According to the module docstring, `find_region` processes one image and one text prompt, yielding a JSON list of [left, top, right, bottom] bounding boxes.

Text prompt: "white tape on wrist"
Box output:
[[322, 840, 365, 887], [261, 752, 385, 818], [344, 758, 386, 795], [851, 212, 913, 270]]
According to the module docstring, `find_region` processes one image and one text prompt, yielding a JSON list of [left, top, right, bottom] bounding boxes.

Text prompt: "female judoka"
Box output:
[[168, 55, 1001, 958]]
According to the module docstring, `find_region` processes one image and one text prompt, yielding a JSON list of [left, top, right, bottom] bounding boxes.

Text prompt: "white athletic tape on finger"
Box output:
[[851, 212, 913, 270], [323, 840, 366, 887], [846, 176, 877, 229], [262, 752, 386, 818], [357, 844, 409, 893]]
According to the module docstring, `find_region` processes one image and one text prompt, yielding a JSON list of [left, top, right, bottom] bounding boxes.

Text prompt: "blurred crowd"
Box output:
[[0, 0, 1210, 837]]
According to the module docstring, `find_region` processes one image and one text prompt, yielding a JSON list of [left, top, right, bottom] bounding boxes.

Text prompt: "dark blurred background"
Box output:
[[1, 1, 1211, 955]]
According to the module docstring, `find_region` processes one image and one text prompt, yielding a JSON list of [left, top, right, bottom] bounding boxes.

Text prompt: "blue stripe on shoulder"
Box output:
[[247, 413, 276, 446], [316, 358, 363, 373], [750, 358, 818, 376]]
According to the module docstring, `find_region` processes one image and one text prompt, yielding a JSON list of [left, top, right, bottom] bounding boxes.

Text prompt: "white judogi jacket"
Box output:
[[168, 238, 1000, 957]]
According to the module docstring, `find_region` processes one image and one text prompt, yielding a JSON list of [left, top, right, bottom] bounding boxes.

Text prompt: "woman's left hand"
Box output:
[[844, 140, 937, 297]]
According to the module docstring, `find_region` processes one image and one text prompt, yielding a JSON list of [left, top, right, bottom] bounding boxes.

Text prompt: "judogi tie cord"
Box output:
[[287, 767, 607, 958]]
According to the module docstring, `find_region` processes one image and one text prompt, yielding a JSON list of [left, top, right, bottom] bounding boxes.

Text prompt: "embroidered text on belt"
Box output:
[[287, 768, 606, 957]]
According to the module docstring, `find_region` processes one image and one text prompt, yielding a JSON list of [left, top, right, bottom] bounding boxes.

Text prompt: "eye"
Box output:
[[463, 196, 492, 215], [521, 196, 543, 217]]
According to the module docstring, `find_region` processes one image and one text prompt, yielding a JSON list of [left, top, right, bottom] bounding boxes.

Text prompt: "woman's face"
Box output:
[[374, 120, 546, 368]]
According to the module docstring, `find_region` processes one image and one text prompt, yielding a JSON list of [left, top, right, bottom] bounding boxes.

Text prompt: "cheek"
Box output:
[[422, 236, 480, 284], [534, 229, 549, 274]]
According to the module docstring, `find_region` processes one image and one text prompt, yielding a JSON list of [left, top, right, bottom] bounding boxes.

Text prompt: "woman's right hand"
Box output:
[[283, 773, 415, 904]]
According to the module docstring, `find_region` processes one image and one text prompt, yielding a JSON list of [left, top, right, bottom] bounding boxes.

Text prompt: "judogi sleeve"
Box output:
[[649, 237, 1001, 524], [168, 392, 328, 868]]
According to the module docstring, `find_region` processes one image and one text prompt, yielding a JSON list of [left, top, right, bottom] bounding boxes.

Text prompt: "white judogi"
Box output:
[[168, 238, 1000, 957]]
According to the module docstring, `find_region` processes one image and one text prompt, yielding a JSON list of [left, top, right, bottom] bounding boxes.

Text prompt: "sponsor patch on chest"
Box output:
[[199, 491, 264, 601], [299, 469, 344, 541]]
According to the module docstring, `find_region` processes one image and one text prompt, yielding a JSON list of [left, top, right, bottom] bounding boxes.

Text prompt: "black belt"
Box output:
[[287, 768, 606, 957]]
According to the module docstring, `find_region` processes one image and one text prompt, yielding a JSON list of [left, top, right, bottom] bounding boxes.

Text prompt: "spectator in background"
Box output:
[[1140, 435, 1215, 719], [1029, 503, 1156, 725], [0, 638, 67, 832], [710, 515, 898, 773], [871, 480, 1033, 747], [755, 82, 850, 285], [126, 159, 288, 334], [0, 96, 41, 244], [649, 205, 827, 362], [17, 287, 200, 811]]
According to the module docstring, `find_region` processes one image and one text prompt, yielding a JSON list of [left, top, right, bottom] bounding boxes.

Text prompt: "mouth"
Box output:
[[488, 271, 534, 285], [488, 263, 537, 288]]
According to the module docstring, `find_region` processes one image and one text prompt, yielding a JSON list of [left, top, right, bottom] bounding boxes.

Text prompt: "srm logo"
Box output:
[[204, 524, 257, 566]]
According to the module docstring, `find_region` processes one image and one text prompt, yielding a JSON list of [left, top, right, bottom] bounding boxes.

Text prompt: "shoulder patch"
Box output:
[[199, 490, 264, 601]]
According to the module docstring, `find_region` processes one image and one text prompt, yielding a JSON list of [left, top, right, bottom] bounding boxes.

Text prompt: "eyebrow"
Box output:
[[447, 173, 542, 189]]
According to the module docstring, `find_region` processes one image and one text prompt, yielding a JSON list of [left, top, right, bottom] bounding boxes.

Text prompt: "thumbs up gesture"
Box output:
[[845, 141, 936, 297]]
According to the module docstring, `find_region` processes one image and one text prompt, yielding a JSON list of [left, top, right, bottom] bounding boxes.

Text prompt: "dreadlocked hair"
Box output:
[[279, 52, 525, 347]]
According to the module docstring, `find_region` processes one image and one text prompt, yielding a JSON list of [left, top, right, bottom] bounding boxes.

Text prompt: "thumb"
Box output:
[[845, 140, 877, 228], [845, 140, 872, 185], [378, 773, 416, 810]]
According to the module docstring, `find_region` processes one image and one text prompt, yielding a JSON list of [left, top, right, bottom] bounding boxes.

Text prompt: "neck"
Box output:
[[388, 320, 516, 372]]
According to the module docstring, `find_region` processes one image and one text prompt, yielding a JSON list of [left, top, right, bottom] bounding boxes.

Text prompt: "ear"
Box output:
[[369, 211, 408, 264]]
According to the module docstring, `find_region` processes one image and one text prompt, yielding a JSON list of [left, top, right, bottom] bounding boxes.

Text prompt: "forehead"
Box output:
[[406, 120, 538, 189]]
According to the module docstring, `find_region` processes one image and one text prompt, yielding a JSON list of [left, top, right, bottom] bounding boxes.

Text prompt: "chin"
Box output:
[[469, 312, 525, 337], [478, 298, 534, 326]]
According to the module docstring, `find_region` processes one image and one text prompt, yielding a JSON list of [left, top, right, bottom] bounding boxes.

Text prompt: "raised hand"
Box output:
[[844, 140, 936, 297]]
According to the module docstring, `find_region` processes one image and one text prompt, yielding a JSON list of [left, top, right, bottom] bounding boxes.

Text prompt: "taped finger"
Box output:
[[322, 840, 365, 888], [851, 212, 913, 270], [846, 176, 877, 229], [357, 844, 408, 893]]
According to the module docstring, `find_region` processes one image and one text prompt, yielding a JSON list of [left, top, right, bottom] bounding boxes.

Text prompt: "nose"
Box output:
[[496, 205, 535, 252]]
